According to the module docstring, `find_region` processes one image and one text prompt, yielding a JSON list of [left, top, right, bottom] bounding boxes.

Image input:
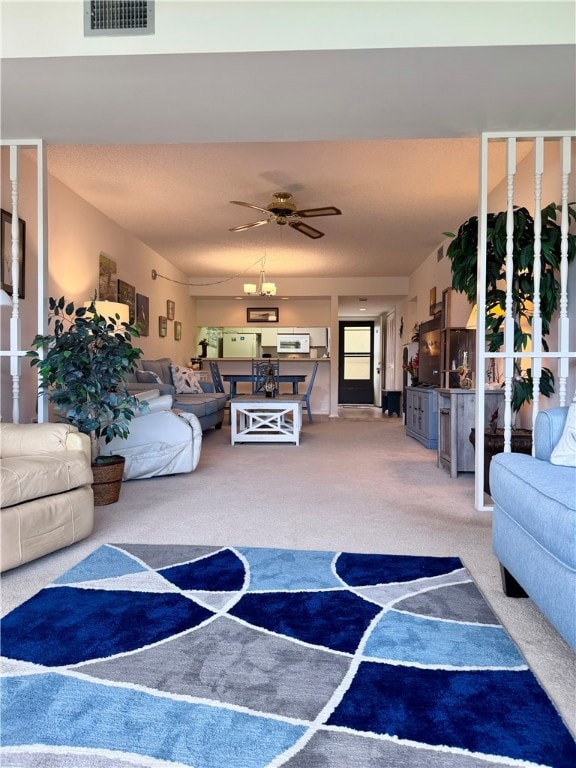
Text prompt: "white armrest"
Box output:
[[134, 390, 174, 415], [0, 422, 88, 459], [134, 389, 161, 401]]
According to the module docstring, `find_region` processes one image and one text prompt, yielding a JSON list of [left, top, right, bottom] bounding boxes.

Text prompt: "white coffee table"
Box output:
[[230, 396, 303, 445]]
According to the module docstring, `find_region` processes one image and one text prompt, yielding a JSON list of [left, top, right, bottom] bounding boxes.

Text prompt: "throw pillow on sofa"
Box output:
[[171, 365, 204, 394], [550, 401, 576, 467], [136, 370, 163, 385]]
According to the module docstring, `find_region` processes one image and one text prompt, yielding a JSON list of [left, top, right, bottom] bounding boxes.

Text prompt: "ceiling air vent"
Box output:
[[84, 1, 155, 37]]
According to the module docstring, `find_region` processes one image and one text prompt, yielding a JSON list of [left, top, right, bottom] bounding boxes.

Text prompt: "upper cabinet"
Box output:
[[260, 327, 278, 346], [305, 327, 328, 347]]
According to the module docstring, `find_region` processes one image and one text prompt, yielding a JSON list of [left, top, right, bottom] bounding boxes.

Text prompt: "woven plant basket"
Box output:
[[91, 455, 125, 506]]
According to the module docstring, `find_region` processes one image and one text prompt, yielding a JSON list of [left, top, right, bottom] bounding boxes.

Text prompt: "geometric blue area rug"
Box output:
[[1, 544, 575, 768]]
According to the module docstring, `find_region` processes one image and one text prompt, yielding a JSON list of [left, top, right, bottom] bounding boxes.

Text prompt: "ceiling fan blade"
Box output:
[[295, 206, 342, 218], [229, 220, 269, 232], [289, 221, 325, 239], [230, 200, 271, 215]]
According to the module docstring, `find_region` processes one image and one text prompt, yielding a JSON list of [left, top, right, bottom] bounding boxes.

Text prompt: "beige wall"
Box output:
[[195, 298, 331, 329], [1, 149, 196, 423]]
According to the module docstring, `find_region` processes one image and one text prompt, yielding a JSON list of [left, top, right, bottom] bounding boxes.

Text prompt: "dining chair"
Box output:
[[300, 361, 319, 423], [209, 360, 233, 423], [252, 358, 280, 396], [208, 361, 227, 396]]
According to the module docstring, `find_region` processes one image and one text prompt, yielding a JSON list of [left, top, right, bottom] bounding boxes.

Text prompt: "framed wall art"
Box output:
[[167, 299, 175, 320], [247, 307, 279, 323], [429, 287, 437, 316], [174, 321, 182, 341], [98, 253, 117, 301], [1, 208, 26, 299], [117, 279, 136, 324], [136, 293, 149, 336], [159, 315, 168, 337]]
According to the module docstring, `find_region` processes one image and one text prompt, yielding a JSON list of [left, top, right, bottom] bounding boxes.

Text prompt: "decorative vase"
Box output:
[[410, 377, 419, 387], [91, 455, 125, 506]]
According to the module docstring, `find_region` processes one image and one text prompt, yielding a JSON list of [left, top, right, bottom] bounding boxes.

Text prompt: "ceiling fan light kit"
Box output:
[[229, 191, 341, 239]]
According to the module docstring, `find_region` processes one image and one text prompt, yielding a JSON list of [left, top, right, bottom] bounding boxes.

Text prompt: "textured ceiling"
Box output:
[[45, 138, 515, 280]]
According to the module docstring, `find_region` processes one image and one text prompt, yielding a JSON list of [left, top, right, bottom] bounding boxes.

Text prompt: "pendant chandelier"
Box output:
[[244, 254, 277, 297]]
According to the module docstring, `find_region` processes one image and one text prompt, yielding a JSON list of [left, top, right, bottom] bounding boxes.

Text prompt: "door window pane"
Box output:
[[344, 327, 371, 353], [344, 357, 371, 380]]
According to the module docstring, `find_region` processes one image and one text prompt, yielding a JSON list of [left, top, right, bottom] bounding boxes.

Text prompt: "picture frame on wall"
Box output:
[[136, 293, 149, 336], [98, 252, 117, 301], [174, 321, 182, 341], [429, 287, 437, 317], [246, 307, 279, 323], [159, 315, 168, 337], [167, 300, 175, 321], [1, 208, 26, 299], [117, 279, 136, 324]]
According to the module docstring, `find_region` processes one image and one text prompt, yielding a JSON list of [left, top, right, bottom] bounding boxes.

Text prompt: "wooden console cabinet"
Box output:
[[405, 386, 438, 449], [437, 388, 505, 477]]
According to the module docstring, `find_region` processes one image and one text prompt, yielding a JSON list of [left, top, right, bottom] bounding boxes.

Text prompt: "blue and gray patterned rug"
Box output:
[[1, 544, 575, 767]]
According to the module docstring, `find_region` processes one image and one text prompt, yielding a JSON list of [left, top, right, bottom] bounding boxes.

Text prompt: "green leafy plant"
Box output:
[[28, 296, 143, 461], [444, 202, 576, 412]]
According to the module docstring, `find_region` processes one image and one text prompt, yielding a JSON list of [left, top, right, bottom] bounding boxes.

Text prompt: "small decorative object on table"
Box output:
[[264, 367, 276, 398]]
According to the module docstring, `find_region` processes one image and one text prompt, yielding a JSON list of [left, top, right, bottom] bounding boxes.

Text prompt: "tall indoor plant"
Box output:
[[444, 202, 576, 412], [28, 296, 143, 463]]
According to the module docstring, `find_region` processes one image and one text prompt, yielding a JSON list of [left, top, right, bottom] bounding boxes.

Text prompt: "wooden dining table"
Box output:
[[223, 373, 307, 398]]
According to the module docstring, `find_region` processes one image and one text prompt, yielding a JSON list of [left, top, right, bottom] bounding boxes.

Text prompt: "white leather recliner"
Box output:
[[100, 390, 203, 480], [0, 422, 94, 572]]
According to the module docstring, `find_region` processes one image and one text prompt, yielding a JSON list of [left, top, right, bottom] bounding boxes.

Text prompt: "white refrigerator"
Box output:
[[222, 332, 261, 357]]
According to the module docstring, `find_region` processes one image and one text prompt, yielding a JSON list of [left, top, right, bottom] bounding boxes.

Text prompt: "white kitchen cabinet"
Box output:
[[260, 327, 278, 346], [309, 327, 328, 346]]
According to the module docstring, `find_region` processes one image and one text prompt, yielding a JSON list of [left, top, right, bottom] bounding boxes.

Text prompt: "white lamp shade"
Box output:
[[86, 300, 130, 325], [262, 283, 277, 296], [0, 289, 12, 307], [466, 305, 477, 330], [243, 283, 257, 294]]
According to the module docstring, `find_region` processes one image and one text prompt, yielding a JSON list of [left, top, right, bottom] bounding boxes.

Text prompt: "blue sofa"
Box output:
[[123, 357, 226, 431], [490, 406, 576, 650]]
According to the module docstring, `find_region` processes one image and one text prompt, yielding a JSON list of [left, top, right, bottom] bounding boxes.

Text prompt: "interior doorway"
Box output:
[[338, 321, 375, 404]]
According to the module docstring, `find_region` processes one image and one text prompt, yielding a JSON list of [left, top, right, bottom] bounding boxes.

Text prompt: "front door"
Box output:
[[338, 321, 374, 404]]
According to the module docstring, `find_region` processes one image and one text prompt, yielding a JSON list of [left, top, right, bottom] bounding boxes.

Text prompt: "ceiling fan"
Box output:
[[229, 192, 341, 239]]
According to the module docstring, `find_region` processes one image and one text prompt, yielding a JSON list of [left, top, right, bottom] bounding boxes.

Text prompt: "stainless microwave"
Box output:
[[276, 334, 310, 354]]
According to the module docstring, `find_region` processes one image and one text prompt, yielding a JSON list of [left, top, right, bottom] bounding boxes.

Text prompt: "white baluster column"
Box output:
[[502, 138, 516, 451], [558, 136, 571, 406], [531, 137, 543, 443], [9, 147, 21, 423]]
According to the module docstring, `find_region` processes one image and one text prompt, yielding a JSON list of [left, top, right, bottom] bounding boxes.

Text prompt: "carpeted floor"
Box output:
[[1, 544, 575, 767]]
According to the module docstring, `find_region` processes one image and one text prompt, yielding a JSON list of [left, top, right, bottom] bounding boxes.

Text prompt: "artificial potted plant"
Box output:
[[444, 202, 576, 413], [445, 202, 576, 494], [403, 351, 419, 386], [28, 296, 143, 505]]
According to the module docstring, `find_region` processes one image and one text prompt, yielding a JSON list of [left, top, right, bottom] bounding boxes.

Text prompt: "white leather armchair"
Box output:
[[99, 390, 202, 480], [1, 422, 94, 572]]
